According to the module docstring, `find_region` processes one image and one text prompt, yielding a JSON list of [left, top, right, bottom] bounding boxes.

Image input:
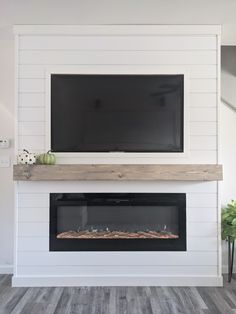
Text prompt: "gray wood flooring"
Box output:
[[0, 275, 236, 314]]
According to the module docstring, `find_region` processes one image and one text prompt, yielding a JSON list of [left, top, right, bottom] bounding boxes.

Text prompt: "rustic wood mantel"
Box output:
[[13, 164, 223, 181]]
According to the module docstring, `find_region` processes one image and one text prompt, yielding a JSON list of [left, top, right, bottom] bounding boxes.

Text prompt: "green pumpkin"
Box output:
[[37, 150, 56, 165]]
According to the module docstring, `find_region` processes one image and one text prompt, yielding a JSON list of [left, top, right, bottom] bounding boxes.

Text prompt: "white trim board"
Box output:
[[13, 25, 221, 36], [12, 275, 223, 287]]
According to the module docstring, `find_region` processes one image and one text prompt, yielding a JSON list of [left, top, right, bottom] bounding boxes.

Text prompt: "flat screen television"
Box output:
[[51, 74, 184, 152]]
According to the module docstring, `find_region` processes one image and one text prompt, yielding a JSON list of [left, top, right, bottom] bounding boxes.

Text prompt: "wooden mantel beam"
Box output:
[[13, 164, 223, 181]]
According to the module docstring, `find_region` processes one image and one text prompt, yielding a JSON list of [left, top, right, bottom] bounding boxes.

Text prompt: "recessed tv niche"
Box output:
[[51, 74, 184, 152]]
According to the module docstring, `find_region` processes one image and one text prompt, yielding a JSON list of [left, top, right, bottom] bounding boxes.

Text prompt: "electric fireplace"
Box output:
[[50, 193, 186, 251]]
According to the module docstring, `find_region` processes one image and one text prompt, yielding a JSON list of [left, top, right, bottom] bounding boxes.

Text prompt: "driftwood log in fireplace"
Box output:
[[57, 230, 179, 239]]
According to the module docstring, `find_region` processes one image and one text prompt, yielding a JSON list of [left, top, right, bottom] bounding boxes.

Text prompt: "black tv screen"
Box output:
[[51, 74, 184, 152]]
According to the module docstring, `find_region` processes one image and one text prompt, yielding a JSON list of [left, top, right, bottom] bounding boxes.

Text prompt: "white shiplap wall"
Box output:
[[17, 28, 219, 164], [13, 25, 221, 287]]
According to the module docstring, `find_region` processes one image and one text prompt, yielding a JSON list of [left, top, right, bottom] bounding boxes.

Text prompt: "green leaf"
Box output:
[[221, 199, 236, 239], [232, 218, 236, 226]]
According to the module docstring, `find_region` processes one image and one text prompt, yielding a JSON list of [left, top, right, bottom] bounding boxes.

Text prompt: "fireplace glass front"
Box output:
[[50, 193, 186, 251]]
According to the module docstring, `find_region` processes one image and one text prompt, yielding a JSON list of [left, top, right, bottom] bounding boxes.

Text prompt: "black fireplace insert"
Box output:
[[50, 193, 186, 251]]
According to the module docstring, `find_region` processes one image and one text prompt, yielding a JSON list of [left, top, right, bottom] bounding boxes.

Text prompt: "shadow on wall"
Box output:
[[222, 46, 236, 77], [221, 46, 236, 111], [221, 46, 236, 204], [221, 46, 236, 272]]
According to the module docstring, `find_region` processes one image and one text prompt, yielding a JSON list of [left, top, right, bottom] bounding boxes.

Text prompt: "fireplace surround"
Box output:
[[50, 193, 186, 251], [13, 25, 222, 287]]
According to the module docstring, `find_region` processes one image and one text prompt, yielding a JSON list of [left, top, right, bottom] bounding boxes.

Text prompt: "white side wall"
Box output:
[[221, 105, 236, 204], [221, 46, 236, 204], [221, 46, 236, 271], [0, 28, 14, 273]]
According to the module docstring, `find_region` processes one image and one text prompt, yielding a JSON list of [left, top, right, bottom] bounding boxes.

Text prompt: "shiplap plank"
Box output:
[[18, 205, 217, 227], [187, 207, 217, 222], [189, 93, 217, 107], [17, 251, 218, 266], [17, 200, 217, 224], [188, 222, 217, 237], [189, 108, 217, 121], [190, 122, 217, 136], [188, 65, 216, 79], [52, 150, 217, 164], [18, 207, 217, 223], [18, 102, 216, 122], [19, 35, 217, 51], [18, 136, 219, 156], [17, 221, 217, 238], [18, 193, 49, 208], [19, 50, 217, 65], [190, 79, 216, 93], [18, 78, 217, 93], [17, 206, 217, 224], [15, 152, 218, 164], [19, 65, 46, 79], [15, 150, 218, 164], [18, 122, 45, 136], [16, 265, 218, 276], [18, 108, 45, 122], [18, 237, 49, 251], [18, 207, 48, 222], [188, 151, 217, 163], [18, 64, 217, 79], [18, 222, 49, 237], [19, 93, 44, 107], [19, 79, 44, 93], [17, 236, 217, 252], [187, 237, 217, 251], [18, 181, 217, 193], [190, 136, 217, 150], [18, 135, 44, 150], [15, 25, 221, 36], [187, 193, 217, 208]]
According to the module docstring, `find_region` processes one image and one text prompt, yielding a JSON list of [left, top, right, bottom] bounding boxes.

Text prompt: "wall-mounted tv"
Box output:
[[51, 74, 184, 152]]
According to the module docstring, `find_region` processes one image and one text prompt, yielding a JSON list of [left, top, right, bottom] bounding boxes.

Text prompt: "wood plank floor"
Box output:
[[0, 275, 236, 314]]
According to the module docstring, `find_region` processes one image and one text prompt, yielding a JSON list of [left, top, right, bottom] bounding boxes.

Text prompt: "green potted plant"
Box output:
[[222, 200, 236, 282], [222, 200, 236, 240]]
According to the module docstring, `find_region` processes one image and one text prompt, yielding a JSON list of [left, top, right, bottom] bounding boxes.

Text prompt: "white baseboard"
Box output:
[[12, 275, 223, 287], [0, 265, 13, 274]]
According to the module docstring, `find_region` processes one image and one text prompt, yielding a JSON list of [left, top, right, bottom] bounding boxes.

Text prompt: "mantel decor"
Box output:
[[13, 164, 223, 181]]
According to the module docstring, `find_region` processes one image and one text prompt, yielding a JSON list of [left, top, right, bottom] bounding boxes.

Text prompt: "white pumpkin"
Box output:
[[18, 149, 36, 165]]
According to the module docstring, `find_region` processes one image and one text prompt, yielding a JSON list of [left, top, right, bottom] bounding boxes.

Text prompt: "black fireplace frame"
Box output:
[[50, 193, 186, 251]]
